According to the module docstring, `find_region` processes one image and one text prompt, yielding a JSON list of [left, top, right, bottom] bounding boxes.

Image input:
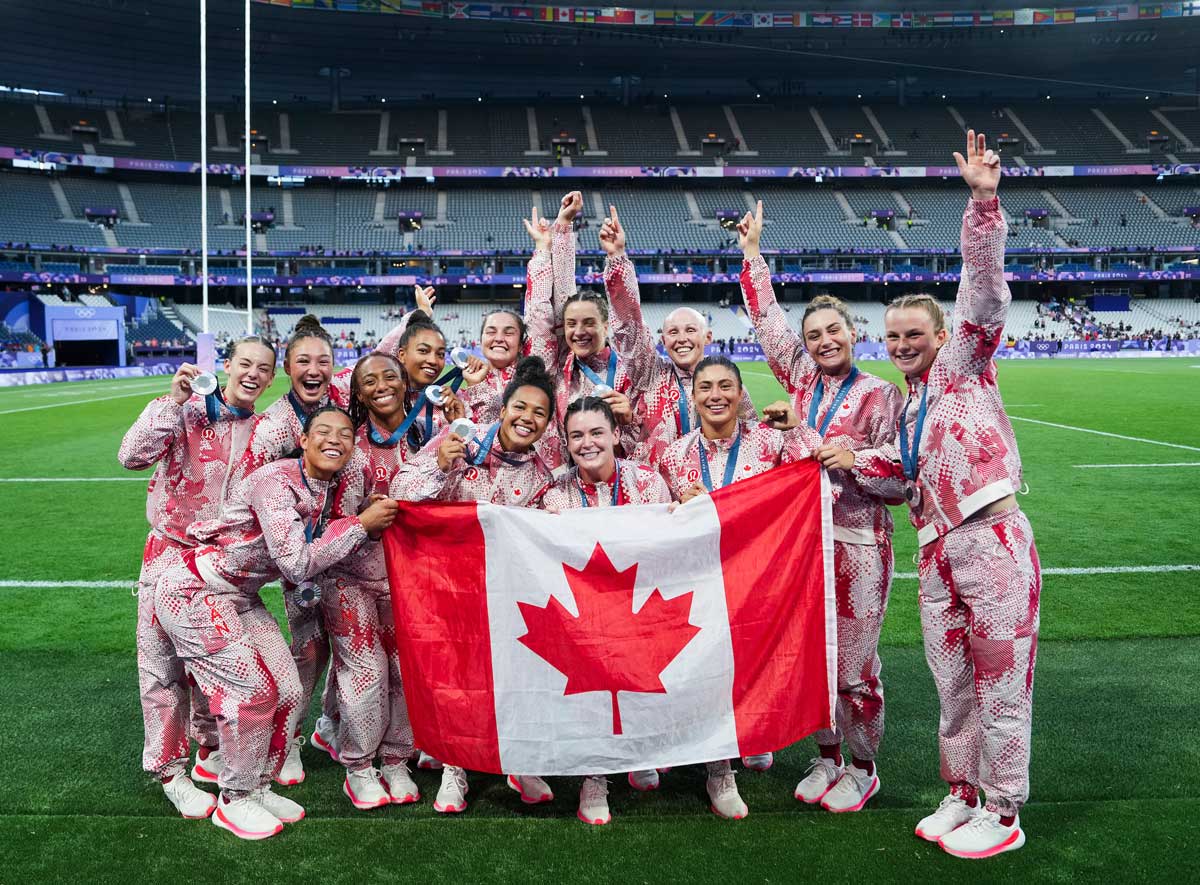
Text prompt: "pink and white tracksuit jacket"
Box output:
[[658, 420, 818, 501], [540, 458, 673, 512]]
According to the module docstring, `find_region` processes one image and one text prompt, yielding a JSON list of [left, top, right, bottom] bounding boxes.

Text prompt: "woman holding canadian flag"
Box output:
[[658, 354, 822, 819], [737, 201, 904, 813], [823, 130, 1040, 860], [539, 395, 673, 825], [392, 234, 562, 815]]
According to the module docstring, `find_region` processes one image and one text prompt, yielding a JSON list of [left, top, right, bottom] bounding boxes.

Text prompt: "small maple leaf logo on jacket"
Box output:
[[516, 543, 700, 736]]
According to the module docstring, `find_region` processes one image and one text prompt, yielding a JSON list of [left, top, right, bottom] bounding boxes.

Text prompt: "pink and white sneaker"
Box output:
[[191, 747, 224, 784], [794, 757, 843, 804], [741, 753, 774, 771], [939, 811, 1025, 859], [578, 776, 611, 826], [915, 793, 982, 842], [416, 750, 443, 770], [343, 768, 391, 810], [211, 793, 282, 841], [434, 766, 469, 814], [382, 761, 420, 805], [507, 774, 554, 804], [820, 764, 879, 813], [627, 769, 660, 792], [310, 716, 340, 763]]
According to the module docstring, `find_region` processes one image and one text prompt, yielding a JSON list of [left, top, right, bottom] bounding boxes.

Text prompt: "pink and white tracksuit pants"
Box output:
[[918, 507, 1041, 817], [320, 575, 414, 771], [283, 587, 339, 734], [154, 567, 303, 799], [136, 536, 218, 781], [813, 538, 892, 761]]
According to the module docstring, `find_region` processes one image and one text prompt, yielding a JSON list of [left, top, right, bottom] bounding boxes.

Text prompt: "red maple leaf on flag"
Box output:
[[516, 543, 701, 736]]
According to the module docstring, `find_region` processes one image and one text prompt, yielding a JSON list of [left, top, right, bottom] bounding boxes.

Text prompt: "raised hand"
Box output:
[[600, 389, 633, 425], [437, 433, 468, 472], [359, 497, 399, 536], [953, 129, 1001, 202], [170, 362, 202, 405], [440, 388, 466, 422], [814, 444, 855, 471], [522, 206, 552, 252], [461, 355, 490, 386], [737, 200, 763, 259], [557, 190, 583, 226], [414, 285, 436, 316], [598, 205, 626, 256], [762, 400, 798, 430]]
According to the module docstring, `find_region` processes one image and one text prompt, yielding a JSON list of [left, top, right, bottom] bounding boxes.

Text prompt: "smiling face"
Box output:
[[802, 308, 856, 376], [498, 385, 551, 453], [285, 338, 334, 409], [300, 410, 355, 480], [354, 355, 407, 425], [563, 301, 607, 359], [694, 364, 742, 434], [662, 308, 712, 372], [399, 328, 447, 388], [222, 342, 276, 410], [481, 311, 523, 369], [885, 306, 948, 380], [565, 408, 618, 480]]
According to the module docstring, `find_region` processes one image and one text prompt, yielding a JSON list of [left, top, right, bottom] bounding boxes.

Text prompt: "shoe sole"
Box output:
[[274, 773, 305, 787], [710, 803, 748, 821], [343, 780, 390, 810], [311, 731, 341, 763], [433, 800, 467, 813], [821, 775, 880, 813], [795, 777, 841, 804], [212, 807, 283, 840], [179, 803, 217, 820], [506, 774, 553, 805], [939, 829, 1025, 859], [389, 791, 420, 805], [270, 807, 305, 824], [627, 772, 659, 792], [577, 809, 611, 826]]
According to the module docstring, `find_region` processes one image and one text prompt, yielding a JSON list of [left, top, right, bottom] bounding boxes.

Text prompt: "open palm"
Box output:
[[953, 129, 1001, 201]]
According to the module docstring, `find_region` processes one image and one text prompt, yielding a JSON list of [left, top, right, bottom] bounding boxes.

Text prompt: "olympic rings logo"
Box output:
[[75, 308, 96, 318]]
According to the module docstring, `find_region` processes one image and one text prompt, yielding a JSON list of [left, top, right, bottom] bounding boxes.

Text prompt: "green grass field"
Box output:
[[1, 358, 1198, 883]]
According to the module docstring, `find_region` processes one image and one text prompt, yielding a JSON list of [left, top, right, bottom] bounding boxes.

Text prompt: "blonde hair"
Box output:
[[802, 293, 855, 333], [885, 293, 946, 333]]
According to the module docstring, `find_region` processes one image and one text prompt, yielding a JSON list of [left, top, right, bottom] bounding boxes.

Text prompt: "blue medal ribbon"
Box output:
[[807, 366, 859, 439], [898, 385, 929, 482], [205, 387, 254, 424], [295, 458, 327, 542], [286, 391, 310, 425], [576, 349, 618, 391], [697, 429, 741, 492], [578, 460, 622, 508], [470, 422, 501, 466], [411, 366, 465, 442], [673, 370, 691, 435], [367, 417, 407, 448]]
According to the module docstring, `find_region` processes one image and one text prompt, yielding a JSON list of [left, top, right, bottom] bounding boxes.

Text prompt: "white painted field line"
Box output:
[[1010, 416, 1200, 453], [1074, 463, 1200, 469], [0, 389, 173, 415], [0, 477, 148, 482], [4, 565, 1197, 590]]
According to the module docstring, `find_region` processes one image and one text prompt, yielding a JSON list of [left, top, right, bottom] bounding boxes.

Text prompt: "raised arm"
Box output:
[[390, 426, 461, 502], [521, 207, 560, 373], [550, 190, 582, 323], [737, 202, 817, 396], [601, 206, 658, 391], [943, 130, 1010, 374], [252, 472, 368, 585]]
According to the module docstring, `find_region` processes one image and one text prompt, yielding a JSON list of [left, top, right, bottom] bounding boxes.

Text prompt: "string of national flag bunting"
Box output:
[[253, 0, 1200, 28]]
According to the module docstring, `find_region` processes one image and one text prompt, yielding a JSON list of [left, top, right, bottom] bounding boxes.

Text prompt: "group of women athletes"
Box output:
[[120, 130, 1040, 860]]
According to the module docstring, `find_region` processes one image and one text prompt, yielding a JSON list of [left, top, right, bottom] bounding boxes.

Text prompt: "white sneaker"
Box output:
[[578, 776, 611, 826], [162, 774, 217, 819], [417, 750, 443, 770], [254, 786, 305, 823], [627, 769, 660, 792], [794, 757, 844, 804], [939, 811, 1026, 859], [191, 748, 224, 784], [275, 735, 305, 786], [311, 716, 341, 763], [820, 763, 880, 813], [705, 761, 748, 820], [211, 793, 283, 840], [741, 752, 774, 771], [507, 773, 554, 804], [915, 793, 983, 842], [382, 761, 420, 805], [343, 767, 391, 810], [434, 766, 469, 814]]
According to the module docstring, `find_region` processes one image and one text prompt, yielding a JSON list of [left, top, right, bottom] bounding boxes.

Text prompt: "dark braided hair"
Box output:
[[285, 314, 334, 363], [347, 352, 405, 428], [480, 308, 527, 349], [560, 289, 609, 324], [398, 310, 446, 350], [564, 395, 616, 433], [502, 355, 556, 420], [692, 355, 743, 390]]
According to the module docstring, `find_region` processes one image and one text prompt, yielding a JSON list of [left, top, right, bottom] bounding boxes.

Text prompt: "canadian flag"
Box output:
[[383, 461, 835, 776]]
